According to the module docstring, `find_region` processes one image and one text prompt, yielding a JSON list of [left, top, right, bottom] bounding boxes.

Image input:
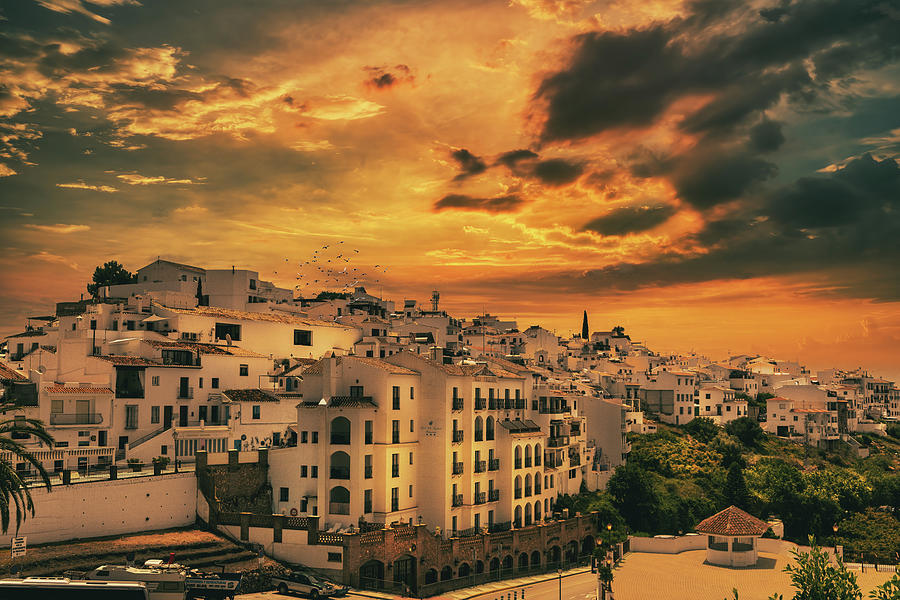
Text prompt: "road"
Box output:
[[467, 571, 600, 600]]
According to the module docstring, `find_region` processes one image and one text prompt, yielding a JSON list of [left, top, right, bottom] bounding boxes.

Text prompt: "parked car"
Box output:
[[271, 571, 347, 598]]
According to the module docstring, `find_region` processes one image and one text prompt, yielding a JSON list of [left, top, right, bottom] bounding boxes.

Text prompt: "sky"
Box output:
[[1, 0, 899, 379]]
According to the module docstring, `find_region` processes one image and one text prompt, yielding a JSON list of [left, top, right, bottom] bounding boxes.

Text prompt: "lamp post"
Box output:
[[832, 523, 839, 561]]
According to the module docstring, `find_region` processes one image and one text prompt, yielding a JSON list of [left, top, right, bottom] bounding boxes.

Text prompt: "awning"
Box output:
[[142, 315, 168, 323]]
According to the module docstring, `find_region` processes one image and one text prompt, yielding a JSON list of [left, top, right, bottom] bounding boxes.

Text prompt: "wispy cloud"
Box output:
[[35, 0, 141, 25], [114, 172, 205, 186], [56, 182, 118, 193], [23, 223, 91, 234], [0, 164, 17, 177], [31, 251, 79, 270]]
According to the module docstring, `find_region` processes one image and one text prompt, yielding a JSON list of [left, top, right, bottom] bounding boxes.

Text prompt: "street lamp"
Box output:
[[832, 523, 839, 560]]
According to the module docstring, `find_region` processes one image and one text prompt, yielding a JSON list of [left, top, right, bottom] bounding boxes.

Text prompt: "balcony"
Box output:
[[330, 502, 350, 515], [488, 458, 500, 471], [488, 489, 500, 502], [474, 492, 486, 505], [488, 399, 498, 410], [452, 398, 464, 411], [452, 430, 464, 443], [569, 454, 581, 466], [177, 386, 194, 400], [50, 413, 103, 425], [331, 434, 351, 445], [391, 500, 399, 512], [452, 494, 464, 507], [547, 435, 570, 448], [514, 400, 525, 410], [452, 462, 464, 475], [475, 398, 486, 410], [474, 460, 486, 473], [330, 467, 350, 480]]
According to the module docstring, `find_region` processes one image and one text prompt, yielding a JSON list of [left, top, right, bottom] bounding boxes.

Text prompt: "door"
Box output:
[[76, 399, 91, 424], [179, 405, 188, 427], [163, 405, 173, 429], [98, 430, 107, 447], [210, 405, 220, 425], [198, 406, 208, 424], [179, 377, 189, 399]]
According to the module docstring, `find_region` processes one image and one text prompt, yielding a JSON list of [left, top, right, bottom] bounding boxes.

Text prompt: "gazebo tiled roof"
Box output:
[[696, 506, 768, 536]]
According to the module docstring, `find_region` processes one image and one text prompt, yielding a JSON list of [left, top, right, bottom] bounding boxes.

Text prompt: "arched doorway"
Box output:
[[582, 535, 596, 557], [458, 562, 471, 578], [331, 416, 351, 444], [547, 545, 561, 568], [502, 555, 513, 574], [534, 500, 542, 522], [424, 569, 437, 584], [514, 505, 522, 528], [440, 566, 453, 581], [489, 557, 500, 574], [475, 560, 484, 574], [393, 555, 416, 594], [524, 502, 533, 526], [359, 560, 385, 590], [566, 540, 579, 563], [474, 416, 483, 441], [518, 553, 529, 571], [329, 486, 350, 515], [330, 451, 350, 480], [531, 550, 541, 568]]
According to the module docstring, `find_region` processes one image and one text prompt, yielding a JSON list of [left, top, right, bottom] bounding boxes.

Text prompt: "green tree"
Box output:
[[86, 260, 137, 296], [607, 463, 658, 533], [782, 539, 862, 600], [0, 407, 55, 533], [683, 417, 720, 443], [726, 416, 765, 447], [835, 510, 900, 564], [724, 462, 751, 510]]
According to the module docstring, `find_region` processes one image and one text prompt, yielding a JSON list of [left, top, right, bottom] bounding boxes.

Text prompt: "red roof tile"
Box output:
[[0, 363, 27, 381], [696, 506, 768, 536], [45, 385, 113, 394]]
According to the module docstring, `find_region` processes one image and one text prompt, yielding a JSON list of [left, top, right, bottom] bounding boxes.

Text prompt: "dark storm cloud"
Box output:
[[433, 193, 523, 213], [671, 149, 778, 208], [536, 0, 900, 142], [364, 64, 414, 90], [532, 158, 583, 186], [450, 148, 488, 181], [582, 204, 676, 236], [748, 118, 786, 153], [496, 149, 538, 168]]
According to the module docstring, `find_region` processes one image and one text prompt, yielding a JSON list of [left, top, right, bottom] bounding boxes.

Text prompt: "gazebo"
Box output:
[[695, 506, 769, 567]]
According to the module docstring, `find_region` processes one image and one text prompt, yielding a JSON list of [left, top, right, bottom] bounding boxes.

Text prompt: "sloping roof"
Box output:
[[142, 339, 267, 358], [159, 304, 353, 329], [499, 419, 542, 434], [330, 395, 378, 408], [98, 355, 163, 367], [5, 330, 47, 339], [345, 356, 418, 375], [695, 506, 768, 536], [0, 363, 27, 381], [44, 385, 113, 394], [222, 389, 280, 403], [278, 358, 317, 377], [139, 259, 205, 273]]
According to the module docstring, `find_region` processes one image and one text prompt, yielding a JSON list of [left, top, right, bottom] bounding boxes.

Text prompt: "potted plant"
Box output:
[[152, 455, 170, 475], [127, 458, 143, 472]]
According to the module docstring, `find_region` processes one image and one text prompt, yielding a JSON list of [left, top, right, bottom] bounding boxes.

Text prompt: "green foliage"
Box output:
[[0, 407, 55, 533], [726, 416, 765, 447], [782, 539, 862, 600], [835, 509, 900, 564], [724, 462, 751, 510], [713, 436, 747, 468], [684, 417, 720, 443], [887, 425, 900, 441], [607, 463, 658, 533], [315, 291, 349, 300], [152, 456, 170, 467], [628, 430, 723, 477], [86, 260, 137, 296], [869, 568, 900, 600]]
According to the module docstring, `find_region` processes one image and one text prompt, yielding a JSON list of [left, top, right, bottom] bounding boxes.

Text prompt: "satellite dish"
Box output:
[[241, 434, 247, 441]]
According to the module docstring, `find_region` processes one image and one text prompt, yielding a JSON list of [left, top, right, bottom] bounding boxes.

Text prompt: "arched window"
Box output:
[[524, 445, 532, 468], [331, 416, 351, 445], [440, 566, 453, 581], [524, 503, 533, 526], [485, 416, 495, 440], [514, 505, 522, 528], [474, 416, 483, 442], [524, 473, 532, 497], [534, 500, 542, 521], [534, 444, 542, 466], [534, 473, 542, 494], [330, 451, 350, 479], [515, 446, 522, 469], [514, 475, 522, 499], [329, 486, 350, 514]]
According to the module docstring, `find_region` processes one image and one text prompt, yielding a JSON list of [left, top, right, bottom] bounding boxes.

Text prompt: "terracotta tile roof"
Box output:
[[345, 356, 418, 375], [278, 359, 317, 377], [222, 389, 280, 403], [142, 339, 267, 358], [45, 385, 113, 394], [40, 345, 57, 353], [5, 330, 48, 339], [329, 395, 378, 407], [98, 355, 163, 367], [0, 363, 27, 381], [300, 358, 327, 376], [159, 304, 354, 329], [695, 506, 768, 536]]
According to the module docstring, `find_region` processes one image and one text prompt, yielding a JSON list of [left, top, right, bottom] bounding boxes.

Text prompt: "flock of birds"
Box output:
[[270, 242, 390, 296]]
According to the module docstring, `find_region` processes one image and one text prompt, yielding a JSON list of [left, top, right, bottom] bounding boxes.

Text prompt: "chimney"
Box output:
[[430, 346, 443, 363]]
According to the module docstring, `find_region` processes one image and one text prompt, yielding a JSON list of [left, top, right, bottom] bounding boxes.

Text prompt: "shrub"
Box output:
[[726, 417, 765, 447], [684, 417, 720, 443]]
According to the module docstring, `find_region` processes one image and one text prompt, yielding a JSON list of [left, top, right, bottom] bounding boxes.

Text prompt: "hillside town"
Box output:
[[1, 258, 898, 598]]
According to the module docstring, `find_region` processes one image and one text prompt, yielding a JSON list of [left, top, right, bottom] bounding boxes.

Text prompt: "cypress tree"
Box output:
[[724, 462, 751, 510], [582, 310, 589, 339]]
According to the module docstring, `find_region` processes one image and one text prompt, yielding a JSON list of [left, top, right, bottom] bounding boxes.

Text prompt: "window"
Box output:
[[409, 451, 413, 465], [310, 466, 318, 478], [311, 431, 319, 444], [125, 405, 139, 430], [391, 487, 399, 512], [151, 376, 160, 386], [239, 364, 249, 376], [301, 431, 308, 443], [327, 552, 342, 563], [112, 320, 119, 331], [350, 385, 364, 397], [410, 387, 415, 399], [365, 420, 373, 444], [569, 468, 576, 479], [365, 455, 373, 479], [199, 377, 203, 389], [212, 378, 219, 389], [392, 453, 400, 477], [249, 278, 257, 290], [215, 322, 241, 341], [293, 329, 312, 346], [280, 487, 289, 502], [151, 406, 160, 424], [364, 489, 372, 513], [392, 386, 400, 410], [392, 420, 400, 443], [301, 465, 308, 477], [410, 419, 414, 432], [51, 399, 63, 414], [252, 405, 261, 420], [409, 484, 413, 498]]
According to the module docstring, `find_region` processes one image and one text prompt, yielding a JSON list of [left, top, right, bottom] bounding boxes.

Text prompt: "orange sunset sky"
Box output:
[[0, 0, 899, 379]]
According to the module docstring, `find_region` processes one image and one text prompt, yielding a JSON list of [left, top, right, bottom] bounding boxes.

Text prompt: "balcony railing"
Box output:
[[176, 386, 194, 400], [547, 435, 570, 448], [474, 492, 486, 505], [474, 460, 486, 473], [474, 398, 486, 410], [50, 413, 103, 425], [515, 400, 525, 409], [488, 400, 498, 410], [488, 489, 500, 502], [331, 434, 351, 445], [452, 494, 464, 507], [452, 430, 464, 443], [330, 502, 350, 515], [569, 454, 581, 466], [488, 458, 500, 471], [452, 462, 464, 475], [452, 398, 464, 411], [330, 467, 350, 480]]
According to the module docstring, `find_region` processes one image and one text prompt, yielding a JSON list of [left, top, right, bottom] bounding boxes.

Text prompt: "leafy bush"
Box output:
[[725, 416, 765, 447], [683, 417, 720, 443]]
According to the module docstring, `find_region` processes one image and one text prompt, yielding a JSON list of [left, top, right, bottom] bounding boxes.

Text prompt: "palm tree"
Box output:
[[0, 405, 54, 534]]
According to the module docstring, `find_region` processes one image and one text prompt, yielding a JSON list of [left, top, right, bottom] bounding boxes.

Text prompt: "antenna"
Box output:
[[431, 290, 440, 312]]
